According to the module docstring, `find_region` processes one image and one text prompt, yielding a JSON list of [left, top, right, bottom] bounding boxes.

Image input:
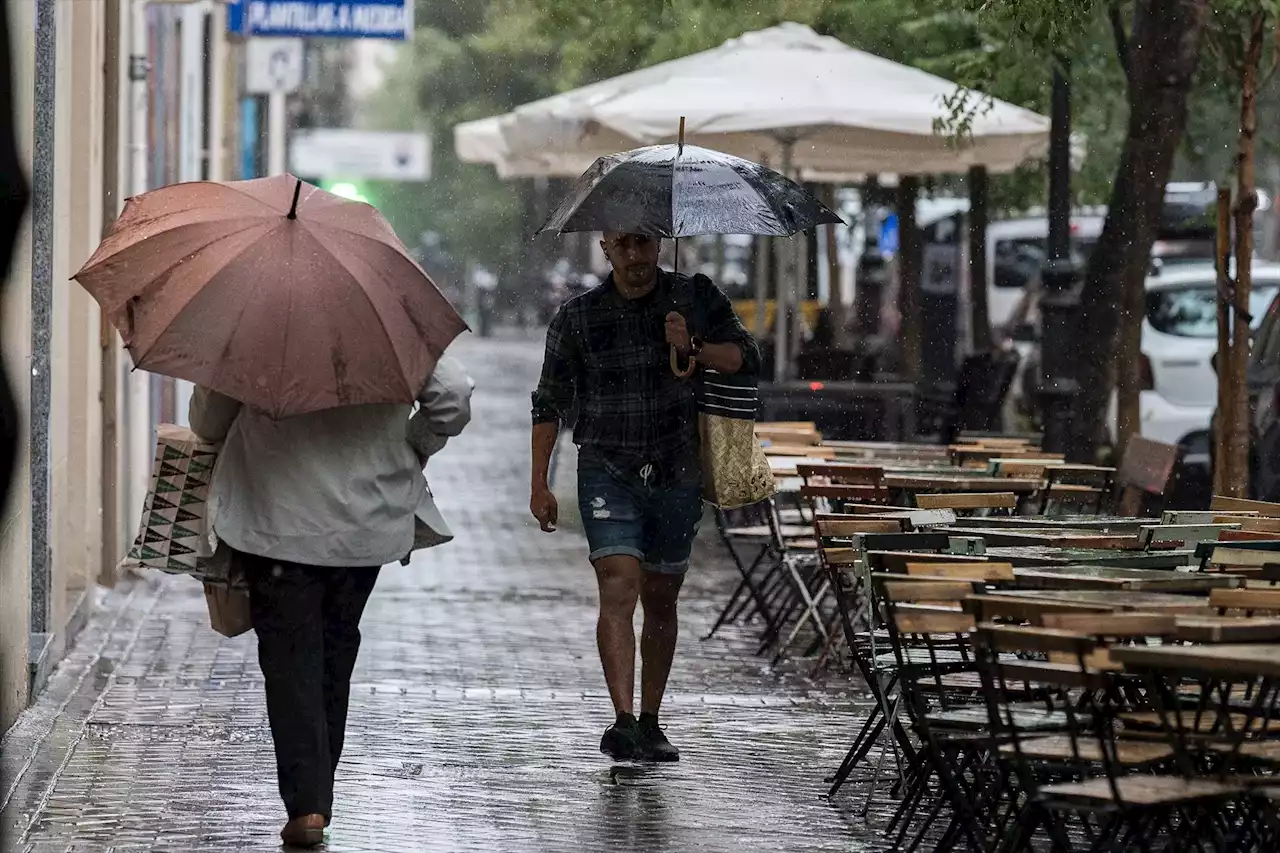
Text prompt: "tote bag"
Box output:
[[675, 274, 774, 509], [695, 368, 775, 509]]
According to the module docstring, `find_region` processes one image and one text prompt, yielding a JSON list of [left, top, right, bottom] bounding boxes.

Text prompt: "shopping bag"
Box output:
[[203, 583, 252, 637], [121, 424, 230, 582], [696, 369, 775, 509]]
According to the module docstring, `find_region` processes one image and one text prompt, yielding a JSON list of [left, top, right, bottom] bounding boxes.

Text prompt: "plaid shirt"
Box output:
[[532, 270, 760, 480]]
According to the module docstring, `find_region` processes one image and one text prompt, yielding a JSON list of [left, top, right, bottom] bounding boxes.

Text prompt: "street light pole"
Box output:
[[1039, 59, 1081, 456]]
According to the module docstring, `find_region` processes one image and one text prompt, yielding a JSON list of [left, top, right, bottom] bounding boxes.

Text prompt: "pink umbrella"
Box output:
[[74, 175, 467, 419]]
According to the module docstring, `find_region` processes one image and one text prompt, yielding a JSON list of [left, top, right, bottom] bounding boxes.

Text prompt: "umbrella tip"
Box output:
[[287, 178, 303, 220], [678, 116, 686, 153]]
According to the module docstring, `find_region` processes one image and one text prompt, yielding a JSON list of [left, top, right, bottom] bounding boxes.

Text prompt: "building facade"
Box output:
[[1, 0, 238, 733]]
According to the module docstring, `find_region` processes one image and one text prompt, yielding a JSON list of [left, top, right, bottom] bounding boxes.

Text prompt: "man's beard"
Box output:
[[622, 265, 654, 284]]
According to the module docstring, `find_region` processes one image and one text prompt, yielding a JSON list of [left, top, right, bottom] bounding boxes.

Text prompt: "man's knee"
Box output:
[[641, 573, 684, 620], [595, 556, 642, 614]]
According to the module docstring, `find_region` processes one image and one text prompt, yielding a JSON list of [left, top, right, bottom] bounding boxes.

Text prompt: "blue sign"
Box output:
[[879, 213, 899, 256], [226, 0, 413, 40]]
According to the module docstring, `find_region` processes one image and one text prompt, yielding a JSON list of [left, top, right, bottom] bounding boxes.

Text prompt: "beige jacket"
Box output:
[[189, 355, 474, 568]]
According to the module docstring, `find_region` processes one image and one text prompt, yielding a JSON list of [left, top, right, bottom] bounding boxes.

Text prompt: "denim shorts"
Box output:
[[577, 458, 704, 575]]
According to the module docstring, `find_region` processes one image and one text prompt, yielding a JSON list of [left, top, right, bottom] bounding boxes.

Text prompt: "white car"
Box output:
[[1131, 262, 1280, 447]]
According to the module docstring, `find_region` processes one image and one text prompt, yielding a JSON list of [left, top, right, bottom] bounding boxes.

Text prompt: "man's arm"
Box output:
[[530, 421, 559, 531], [693, 341, 745, 374], [672, 275, 761, 376], [408, 355, 474, 462], [189, 387, 242, 442], [530, 306, 579, 532]]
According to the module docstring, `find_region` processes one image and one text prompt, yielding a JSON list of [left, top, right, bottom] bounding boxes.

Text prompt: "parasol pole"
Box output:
[[672, 116, 696, 377]]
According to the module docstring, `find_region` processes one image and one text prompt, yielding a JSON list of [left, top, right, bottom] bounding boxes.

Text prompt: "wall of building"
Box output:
[[3, 0, 113, 733], [1, 0, 36, 734], [48, 0, 107, 640], [4, 0, 234, 733]]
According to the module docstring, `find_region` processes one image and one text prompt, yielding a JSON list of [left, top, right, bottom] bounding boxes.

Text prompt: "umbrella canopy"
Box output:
[[74, 174, 467, 419], [455, 22, 1050, 178], [537, 143, 843, 238]]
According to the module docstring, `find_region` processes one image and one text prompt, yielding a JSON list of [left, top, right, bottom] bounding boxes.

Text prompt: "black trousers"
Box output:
[[243, 554, 381, 820]]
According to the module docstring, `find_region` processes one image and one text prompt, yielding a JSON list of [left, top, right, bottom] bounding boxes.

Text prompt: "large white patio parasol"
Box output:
[[454, 22, 1049, 178]]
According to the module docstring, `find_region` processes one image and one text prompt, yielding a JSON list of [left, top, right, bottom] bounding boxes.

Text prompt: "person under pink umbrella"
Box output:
[[75, 175, 473, 847]]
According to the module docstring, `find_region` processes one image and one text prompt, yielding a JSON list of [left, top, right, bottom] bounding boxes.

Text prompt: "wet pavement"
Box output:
[[1, 334, 887, 853]]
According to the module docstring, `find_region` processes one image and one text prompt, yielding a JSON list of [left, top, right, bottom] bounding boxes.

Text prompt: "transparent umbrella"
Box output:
[[535, 136, 842, 239], [536, 127, 842, 375]]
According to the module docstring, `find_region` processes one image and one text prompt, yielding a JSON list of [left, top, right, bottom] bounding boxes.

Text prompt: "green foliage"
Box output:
[[358, 0, 1278, 277], [355, 0, 562, 283]]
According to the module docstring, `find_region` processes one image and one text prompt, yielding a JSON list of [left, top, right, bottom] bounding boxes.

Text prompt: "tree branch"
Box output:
[[1108, 2, 1131, 82]]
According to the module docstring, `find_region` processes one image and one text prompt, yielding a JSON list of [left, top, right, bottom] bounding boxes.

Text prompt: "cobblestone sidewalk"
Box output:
[[1, 336, 882, 853]]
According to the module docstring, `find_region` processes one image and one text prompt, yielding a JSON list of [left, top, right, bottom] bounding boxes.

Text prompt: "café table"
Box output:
[[1111, 643, 1280, 679], [883, 474, 1043, 494], [969, 589, 1211, 621], [949, 516, 1151, 534], [1162, 615, 1280, 643], [983, 546, 1194, 570], [769, 458, 954, 477], [1012, 565, 1243, 593], [987, 460, 1117, 477], [959, 528, 1147, 550]]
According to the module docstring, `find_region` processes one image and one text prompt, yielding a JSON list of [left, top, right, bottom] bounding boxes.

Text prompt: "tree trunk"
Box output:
[[1115, 264, 1144, 456], [1069, 0, 1210, 460], [1215, 187, 1232, 497], [968, 165, 993, 353], [1226, 11, 1266, 497]]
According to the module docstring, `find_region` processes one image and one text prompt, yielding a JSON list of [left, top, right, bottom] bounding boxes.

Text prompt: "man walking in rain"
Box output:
[[529, 231, 759, 761]]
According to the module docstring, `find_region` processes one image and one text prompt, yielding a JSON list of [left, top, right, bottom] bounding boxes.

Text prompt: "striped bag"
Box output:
[[122, 424, 233, 584], [696, 369, 775, 509]]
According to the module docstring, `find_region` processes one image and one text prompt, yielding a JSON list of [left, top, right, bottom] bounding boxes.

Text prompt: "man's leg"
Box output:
[[594, 554, 643, 716], [577, 458, 650, 758], [320, 568, 381, 788], [634, 482, 703, 761], [246, 558, 331, 822], [639, 570, 685, 716]]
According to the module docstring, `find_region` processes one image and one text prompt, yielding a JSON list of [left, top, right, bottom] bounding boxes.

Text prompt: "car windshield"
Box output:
[[1146, 281, 1279, 337]]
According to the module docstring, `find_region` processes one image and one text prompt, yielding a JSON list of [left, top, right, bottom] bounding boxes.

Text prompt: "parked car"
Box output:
[[1134, 262, 1280, 448]]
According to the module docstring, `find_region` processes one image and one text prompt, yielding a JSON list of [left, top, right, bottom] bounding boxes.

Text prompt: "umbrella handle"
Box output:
[[670, 345, 696, 378]]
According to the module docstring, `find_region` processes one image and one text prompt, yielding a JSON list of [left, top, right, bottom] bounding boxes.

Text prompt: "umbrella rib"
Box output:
[[128, 224, 281, 370], [110, 221, 273, 311], [273, 238, 295, 419], [78, 216, 270, 280], [303, 214, 410, 258], [300, 226, 426, 399], [132, 255, 267, 405], [727, 159, 790, 236], [217, 180, 305, 215]]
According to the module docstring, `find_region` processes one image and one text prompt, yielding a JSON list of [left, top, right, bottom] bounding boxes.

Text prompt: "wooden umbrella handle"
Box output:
[[670, 345, 696, 378]]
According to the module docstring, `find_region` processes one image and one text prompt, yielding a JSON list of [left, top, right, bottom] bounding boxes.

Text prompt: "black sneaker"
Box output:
[[600, 713, 642, 760], [637, 713, 680, 762]]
